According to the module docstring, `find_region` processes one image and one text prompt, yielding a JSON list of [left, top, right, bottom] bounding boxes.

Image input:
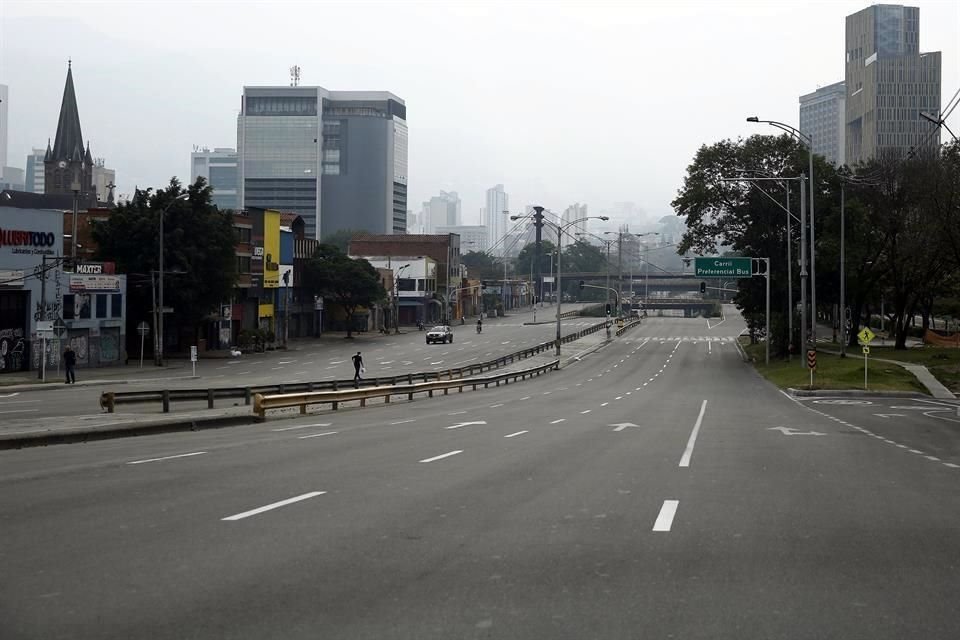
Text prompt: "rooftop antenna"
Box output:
[[290, 65, 301, 87]]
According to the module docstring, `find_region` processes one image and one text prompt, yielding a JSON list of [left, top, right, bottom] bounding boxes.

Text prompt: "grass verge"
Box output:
[[742, 340, 927, 394]]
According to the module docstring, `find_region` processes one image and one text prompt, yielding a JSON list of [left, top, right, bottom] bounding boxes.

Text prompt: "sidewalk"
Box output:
[[816, 346, 956, 400]]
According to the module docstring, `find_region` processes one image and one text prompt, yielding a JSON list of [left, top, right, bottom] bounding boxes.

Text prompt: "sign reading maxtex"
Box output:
[[694, 257, 752, 278]]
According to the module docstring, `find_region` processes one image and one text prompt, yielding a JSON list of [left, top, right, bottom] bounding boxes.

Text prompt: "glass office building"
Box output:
[[237, 86, 407, 239]]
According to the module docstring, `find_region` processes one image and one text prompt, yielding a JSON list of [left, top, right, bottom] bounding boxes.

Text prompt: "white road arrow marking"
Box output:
[[768, 426, 827, 436], [445, 421, 487, 430], [611, 422, 640, 432]]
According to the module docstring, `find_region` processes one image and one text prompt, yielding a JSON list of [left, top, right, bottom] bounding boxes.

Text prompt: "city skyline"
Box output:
[[1, 1, 957, 228]]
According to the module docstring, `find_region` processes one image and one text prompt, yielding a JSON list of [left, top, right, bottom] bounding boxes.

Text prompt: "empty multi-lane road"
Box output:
[[1, 308, 957, 638]]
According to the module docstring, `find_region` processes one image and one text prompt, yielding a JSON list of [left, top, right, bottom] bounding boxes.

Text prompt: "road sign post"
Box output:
[[806, 349, 817, 389], [36, 321, 54, 383], [698, 257, 769, 365], [137, 321, 150, 369], [190, 345, 198, 377], [858, 327, 875, 390]]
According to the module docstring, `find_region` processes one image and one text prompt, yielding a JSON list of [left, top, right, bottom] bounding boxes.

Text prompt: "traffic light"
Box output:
[[579, 280, 585, 290], [605, 303, 612, 315], [700, 281, 706, 294]]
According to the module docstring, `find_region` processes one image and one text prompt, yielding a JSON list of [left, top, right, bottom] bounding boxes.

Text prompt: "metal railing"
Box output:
[[253, 359, 560, 419], [100, 320, 610, 414], [616, 317, 644, 337]]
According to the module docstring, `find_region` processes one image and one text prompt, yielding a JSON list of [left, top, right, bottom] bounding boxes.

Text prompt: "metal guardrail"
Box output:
[[99, 320, 610, 414], [616, 317, 644, 337], [252, 359, 561, 420]]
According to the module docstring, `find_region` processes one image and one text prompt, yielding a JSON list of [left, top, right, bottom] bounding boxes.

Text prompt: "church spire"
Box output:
[[51, 61, 85, 163]]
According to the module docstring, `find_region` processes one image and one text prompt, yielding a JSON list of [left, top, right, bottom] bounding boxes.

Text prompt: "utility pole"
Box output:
[[37, 254, 47, 380], [531, 206, 546, 307]]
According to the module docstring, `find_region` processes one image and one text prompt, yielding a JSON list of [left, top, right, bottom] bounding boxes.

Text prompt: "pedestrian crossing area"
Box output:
[[651, 336, 738, 343]]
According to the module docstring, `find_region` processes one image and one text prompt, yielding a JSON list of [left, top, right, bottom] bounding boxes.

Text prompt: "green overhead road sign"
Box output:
[[694, 257, 753, 278]]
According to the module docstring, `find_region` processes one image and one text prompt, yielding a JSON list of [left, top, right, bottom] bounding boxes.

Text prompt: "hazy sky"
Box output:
[[2, 0, 957, 231]]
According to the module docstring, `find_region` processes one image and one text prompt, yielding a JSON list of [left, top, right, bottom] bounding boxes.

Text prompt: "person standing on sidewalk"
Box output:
[[352, 351, 364, 381], [63, 344, 77, 384]]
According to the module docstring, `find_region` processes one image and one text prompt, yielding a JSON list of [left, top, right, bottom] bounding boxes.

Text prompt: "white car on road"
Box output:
[[426, 325, 454, 344]]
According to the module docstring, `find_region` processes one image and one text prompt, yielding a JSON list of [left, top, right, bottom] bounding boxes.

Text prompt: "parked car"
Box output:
[[426, 325, 454, 344]]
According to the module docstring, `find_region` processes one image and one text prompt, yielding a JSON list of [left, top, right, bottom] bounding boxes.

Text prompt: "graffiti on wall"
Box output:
[[0, 328, 27, 373], [31, 264, 64, 322], [69, 332, 89, 364], [100, 329, 120, 362]]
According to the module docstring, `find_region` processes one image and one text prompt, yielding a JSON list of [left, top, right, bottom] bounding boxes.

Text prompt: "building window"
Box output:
[[111, 294, 123, 318], [95, 294, 108, 318], [238, 256, 251, 274], [63, 294, 75, 320], [236, 227, 252, 243], [77, 294, 92, 319]]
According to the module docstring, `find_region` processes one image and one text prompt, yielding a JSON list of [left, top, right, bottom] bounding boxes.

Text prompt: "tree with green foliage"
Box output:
[[461, 250, 499, 279], [302, 244, 387, 338], [515, 240, 557, 279], [321, 228, 370, 253], [91, 177, 237, 348]]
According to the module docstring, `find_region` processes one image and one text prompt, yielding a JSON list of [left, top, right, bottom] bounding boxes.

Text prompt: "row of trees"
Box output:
[[462, 238, 613, 301], [673, 134, 960, 351]]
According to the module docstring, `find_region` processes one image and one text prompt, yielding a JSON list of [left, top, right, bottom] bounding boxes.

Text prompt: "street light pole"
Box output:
[[747, 116, 815, 350]]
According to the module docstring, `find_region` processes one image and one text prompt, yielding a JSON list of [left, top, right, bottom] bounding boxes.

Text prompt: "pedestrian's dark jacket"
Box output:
[[64, 349, 77, 367], [352, 354, 363, 369]]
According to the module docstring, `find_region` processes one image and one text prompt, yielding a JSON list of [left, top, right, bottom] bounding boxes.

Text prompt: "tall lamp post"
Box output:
[[393, 263, 410, 334], [514, 213, 609, 357], [157, 192, 189, 366], [747, 116, 816, 348]]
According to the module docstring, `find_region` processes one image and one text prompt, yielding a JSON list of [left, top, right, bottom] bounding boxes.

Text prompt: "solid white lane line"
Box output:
[[490, 403, 504, 408], [0, 409, 38, 414], [127, 451, 207, 465], [653, 500, 679, 532], [520, 396, 531, 401], [679, 399, 709, 468], [272, 423, 333, 432], [550, 418, 566, 424], [945, 462, 960, 469], [298, 431, 338, 439], [419, 450, 463, 463], [504, 430, 528, 438], [390, 419, 416, 425], [581, 409, 592, 414], [222, 491, 326, 521]]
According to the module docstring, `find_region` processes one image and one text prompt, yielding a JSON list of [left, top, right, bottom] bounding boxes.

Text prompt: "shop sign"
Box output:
[[0, 269, 25, 287], [69, 274, 122, 292], [75, 262, 116, 275]]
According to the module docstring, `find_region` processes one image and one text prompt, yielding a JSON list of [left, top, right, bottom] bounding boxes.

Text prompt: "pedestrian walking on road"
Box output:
[[63, 344, 77, 384], [352, 351, 364, 381]]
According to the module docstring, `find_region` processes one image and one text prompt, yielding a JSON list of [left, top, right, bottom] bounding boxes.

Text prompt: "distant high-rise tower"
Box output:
[[484, 184, 509, 254], [44, 62, 96, 206], [845, 4, 941, 164], [562, 203, 588, 247], [25, 149, 46, 194], [191, 147, 239, 210], [0, 85, 8, 171], [800, 82, 846, 166], [422, 191, 460, 233]]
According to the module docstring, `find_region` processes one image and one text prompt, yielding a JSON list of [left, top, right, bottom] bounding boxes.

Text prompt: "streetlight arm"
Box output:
[[747, 117, 812, 147]]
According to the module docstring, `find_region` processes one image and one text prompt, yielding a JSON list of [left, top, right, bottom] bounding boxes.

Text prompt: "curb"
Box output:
[[734, 340, 750, 362], [0, 375, 201, 393], [0, 413, 256, 450], [784, 388, 931, 399]]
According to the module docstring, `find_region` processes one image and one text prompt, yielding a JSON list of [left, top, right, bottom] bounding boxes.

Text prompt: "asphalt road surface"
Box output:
[[1, 307, 957, 639], [0, 304, 593, 421]]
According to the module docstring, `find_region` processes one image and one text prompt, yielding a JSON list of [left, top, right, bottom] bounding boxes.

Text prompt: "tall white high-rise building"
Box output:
[[191, 146, 239, 210], [484, 184, 509, 255], [25, 148, 45, 194], [562, 203, 589, 247], [422, 191, 460, 233], [0, 85, 8, 171]]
